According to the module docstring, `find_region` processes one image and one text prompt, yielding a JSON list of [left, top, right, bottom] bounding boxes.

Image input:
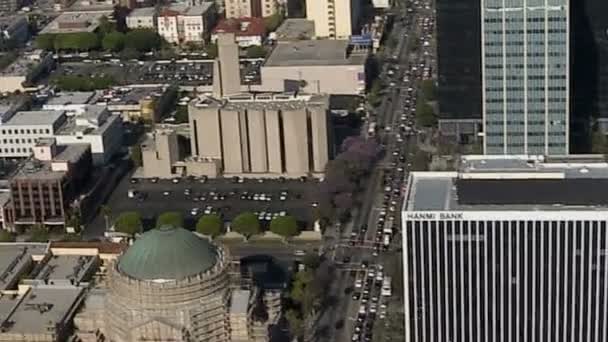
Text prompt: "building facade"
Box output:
[[0, 110, 67, 158], [436, 0, 482, 141], [402, 155, 608, 342], [125, 7, 157, 30], [157, 3, 216, 44], [306, 0, 360, 38], [189, 93, 330, 177], [225, 0, 276, 19], [482, 0, 570, 155]]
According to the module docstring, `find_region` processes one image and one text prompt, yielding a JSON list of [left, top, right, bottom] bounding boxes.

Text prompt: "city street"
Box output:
[[315, 0, 435, 341]]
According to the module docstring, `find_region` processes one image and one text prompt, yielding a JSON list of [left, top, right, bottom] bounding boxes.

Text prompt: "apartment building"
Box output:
[[157, 3, 217, 44], [188, 93, 330, 177], [306, 0, 360, 38], [225, 0, 276, 19], [0, 110, 68, 158], [126, 6, 157, 30]]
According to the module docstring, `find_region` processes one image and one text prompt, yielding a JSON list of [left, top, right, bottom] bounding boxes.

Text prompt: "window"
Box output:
[[45, 129, 50, 134], [20, 129, 24, 134], [7, 129, 11, 134], [26, 129, 30, 134]]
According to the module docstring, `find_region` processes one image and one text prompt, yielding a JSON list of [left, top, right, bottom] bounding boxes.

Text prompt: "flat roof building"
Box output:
[[402, 155, 608, 342], [188, 93, 331, 177], [0, 243, 48, 292], [125, 6, 157, 30], [261, 40, 366, 95], [33, 254, 99, 286], [0, 284, 86, 342], [273, 19, 315, 42], [39, 11, 112, 34], [306, 0, 360, 38]]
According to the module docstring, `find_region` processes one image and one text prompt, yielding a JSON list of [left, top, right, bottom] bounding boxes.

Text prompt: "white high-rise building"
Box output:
[[306, 0, 360, 38]]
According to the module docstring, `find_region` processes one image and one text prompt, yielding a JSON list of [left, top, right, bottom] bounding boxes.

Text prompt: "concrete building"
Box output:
[[0, 243, 48, 292], [39, 11, 113, 34], [211, 17, 266, 47], [213, 33, 241, 98], [101, 86, 172, 122], [125, 6, 157, 30], [224, 0, 276, 19], [188, 93, 330, 177], [273, 18, 315, 42], [0, 284, 86, 342], [157, 3, 217, 44], [103, 226, 231, 342], [401, 155, 608, 342], [0, 110, 67, 158], [141, 128, 179, 179], [229, 289, 251, 342], [42, 91, 99, 115], [371, 0, 389, 9], [482, 0, 570, 155], [0, 0, 20, 13], [261, 39, 367, 95], [6, 140, 92, 229], [306, 0, 360, 38]]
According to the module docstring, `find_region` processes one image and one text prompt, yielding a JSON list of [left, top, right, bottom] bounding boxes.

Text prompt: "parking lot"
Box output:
[[54, 58, 262, 87], [90, 174, 319, 235]]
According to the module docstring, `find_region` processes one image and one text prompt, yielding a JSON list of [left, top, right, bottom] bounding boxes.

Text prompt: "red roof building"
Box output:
[[212, 17, 266, 47]]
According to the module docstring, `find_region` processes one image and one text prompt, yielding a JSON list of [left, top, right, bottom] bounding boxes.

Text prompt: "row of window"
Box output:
[[487, 75, 567, 80], [486, 120, 552, 125], [485, 52, 566, 57], [486, 98, 567, 103], [2, 138, 35, 144], [1, 128, 50, 135], [485, 41, 566, 46], [485, 17, 567, 23], [486, 63, 565, 69], [486, 86, 567, 91], [487, 142, 566, 147], [486, 29, 567, 34], [486, 132, 564, 137], [0, 147, 32, 154]]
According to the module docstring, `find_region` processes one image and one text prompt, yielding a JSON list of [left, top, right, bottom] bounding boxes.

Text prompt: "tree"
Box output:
[[156, 211, 184, 228], [246, 45, 266, 58], [130, 145, 142, 167], [174, 106, 189, 123], [591, 130, 608, 155], [285, 309, 304, 340], [196, 214, 223, 237], [269, 215, 299, 237], [203, 43, 217, 58], [97, 15, 114, 35], [36, 34, 56, 50], [53, 75, 116, 91], [102, 32, 125, 52], [231, 212, 261, 237], [264, 12, 284, 32], [0, 230, 15, 242], [420, 79, 436, 101], [415, 100, 436, 127], [302, 253, 321, 270], [120, 46, 141, 60], [28, 226, 49, 242], [114, 211, 142, 236], [125, 29, 161, 52], [54, 32, 100, 51]]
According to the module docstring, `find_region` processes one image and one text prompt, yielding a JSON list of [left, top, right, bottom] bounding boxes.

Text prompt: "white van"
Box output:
[[383, 234, 391, 246]]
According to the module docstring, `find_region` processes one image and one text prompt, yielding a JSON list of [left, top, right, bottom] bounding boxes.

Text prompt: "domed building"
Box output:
[[104, 226, 231, 342]]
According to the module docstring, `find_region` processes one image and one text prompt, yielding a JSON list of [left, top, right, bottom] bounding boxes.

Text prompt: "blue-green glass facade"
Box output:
[[482, 0, 569, 155]]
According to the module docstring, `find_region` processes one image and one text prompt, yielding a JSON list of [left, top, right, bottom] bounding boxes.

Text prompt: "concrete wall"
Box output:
[[260, 65, 365, 95], [247, 109, 268, 172], [216, 33, 241, 97], [141, 130, 178, 178], [189, 106, 222, 159], [265, 109, 283, 174], [220, 109, 244, 173], [309, 105, 330, 172], [282, 109, 309, 174]]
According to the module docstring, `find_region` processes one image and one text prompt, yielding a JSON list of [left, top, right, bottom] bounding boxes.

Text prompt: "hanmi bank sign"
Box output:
[[403, 211, 608, 221]]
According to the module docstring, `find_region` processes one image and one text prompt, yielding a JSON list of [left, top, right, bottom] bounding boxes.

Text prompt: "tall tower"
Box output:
[[213, 33, 241, 98], [482, 0, 570, 156]]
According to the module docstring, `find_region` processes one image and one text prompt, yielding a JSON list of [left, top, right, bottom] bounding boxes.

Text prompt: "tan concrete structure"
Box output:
[[141, 129, 179, 179], [188, 93, 330, 178], [213, 33, 241, 98], [306, 0, 360, 38], [225, 0, 277, 18]]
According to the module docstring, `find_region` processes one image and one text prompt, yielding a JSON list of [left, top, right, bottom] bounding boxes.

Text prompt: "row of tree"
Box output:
[[416, 79, 437, 127], [36, 28, 162, 53], [315, 136, 383, 223], [113, 211, 301, 238], [52, 75, 116, 91]]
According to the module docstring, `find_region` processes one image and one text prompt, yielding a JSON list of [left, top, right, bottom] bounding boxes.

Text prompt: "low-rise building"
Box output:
[[42, 91, 100, 115], [212, 17, 266, 47], [157, 3, 217, 44], [0, 110, 67, 158], [273, 18, 314, 42], [125, 6, 157, 30], [0, 243, 48, 292], [225, 0, 277, 19], [32, 254, 99, 286], [0, 284, 86, 342], [261, 39, 367, 95], [101, 86, 171, 122], [141, 128, 179, 179], [39, 11, 113, 34]]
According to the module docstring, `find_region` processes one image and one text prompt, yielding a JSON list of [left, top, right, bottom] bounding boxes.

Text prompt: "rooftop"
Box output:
[[128, 7, 157, 17], [12, 160, 65, 181], [40, 11, 112, 34], [0, 243, 48, 291], [404, 155, 608, 212], [52, 144, 91, 164], [213, 17, 266, 37], [160, 3, 213, 16], [34, 254, 97, 284], [49, 241, 127, 255], [44, 91, 98, 106], [0, 56, 38, 77], [0, 285, 84, 336], [265, 39, 366, 67], [191, 93, 329, 111], [274, 19, 314, 41], [117, 226, 219, 281], [4, 110, 65, 126]]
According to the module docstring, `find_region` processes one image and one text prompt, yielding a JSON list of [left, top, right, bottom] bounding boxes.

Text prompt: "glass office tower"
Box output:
[[482, 0, 569, 155]]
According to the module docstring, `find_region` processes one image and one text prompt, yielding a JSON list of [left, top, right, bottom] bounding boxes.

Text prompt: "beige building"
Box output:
[[141, 129, 179, 179], [225, 0, 276, 19], [306, 0, 360, 38], [260, 39, 367, 95], [213, 33, 241, 98], [157, 3, 217, 44], [189, 93, 330, 178], [125, 7, 157, 30]]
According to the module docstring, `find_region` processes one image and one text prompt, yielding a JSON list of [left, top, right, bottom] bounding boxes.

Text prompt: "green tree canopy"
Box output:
[[52, 75, 116, 91], [231, 212, 260, 237], [156, 211, 184, 228], [420, 79, 437, 101], [203, 43, 217, 58], [302, 253, 321, 270], [125, 29, 161, 52], [264, 12, 284, 32], [269, 215, 299, 237], [120, 46, 141, 60], [27, 226, 49, 242], [246, 45, 266, 58], [54, 32, 100, 51], [102, 31, 125, 52], [0, 230, 15, 242], [35, 34, 56, 50], [415, 101, 436, 127], [196, 214, 223, 237], [97, 15, 115, 35], [592, 130, 608, 155], [114, 211, 142, 236]]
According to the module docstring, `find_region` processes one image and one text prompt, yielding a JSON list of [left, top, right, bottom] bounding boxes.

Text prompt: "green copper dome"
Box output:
[[118, 226, 218, 281]]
